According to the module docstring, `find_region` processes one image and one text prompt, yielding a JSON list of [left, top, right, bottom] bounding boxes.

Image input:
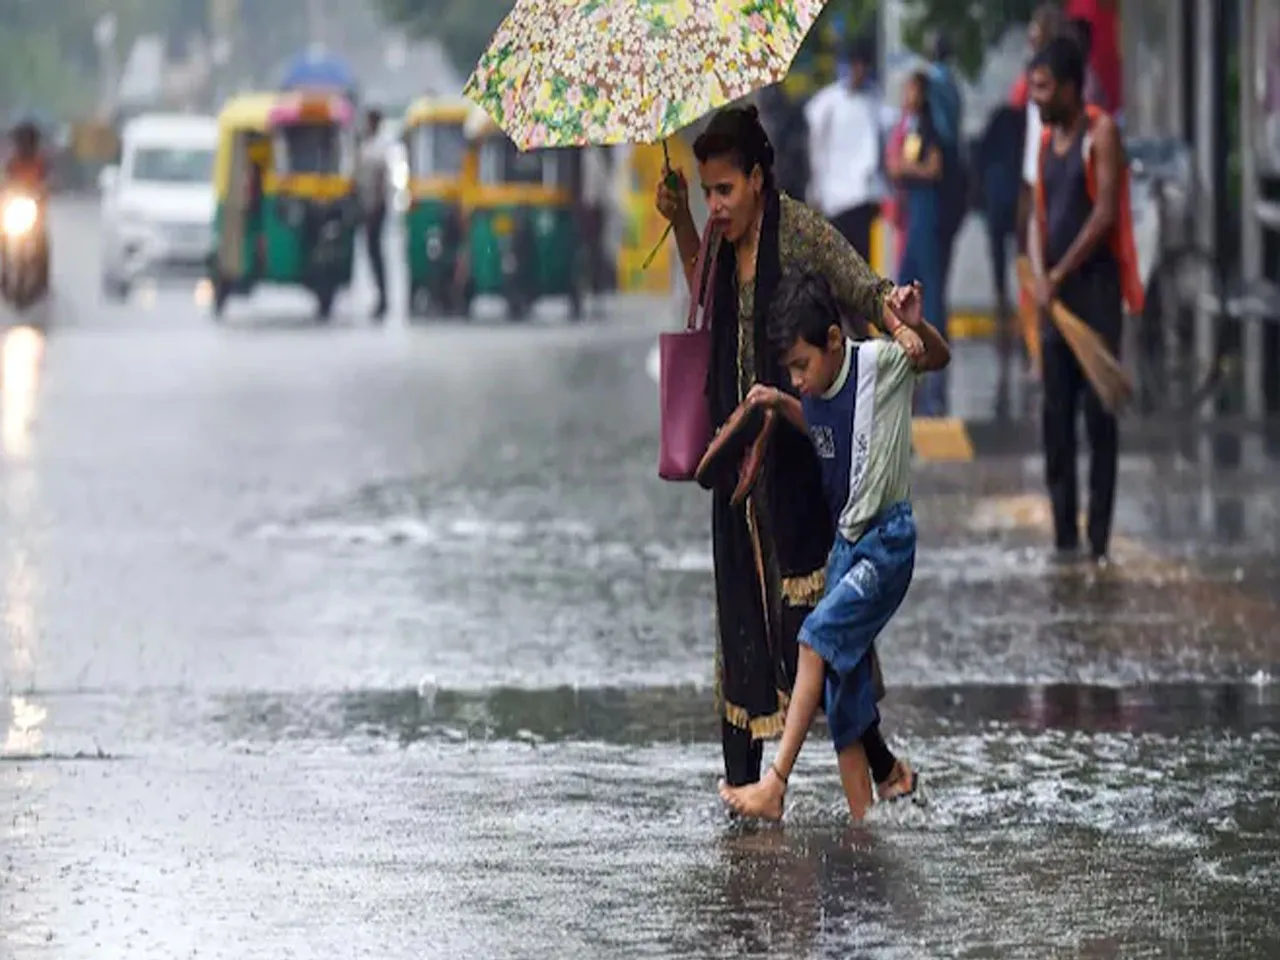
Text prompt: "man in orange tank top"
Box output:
[[1027, 36, 1140, 564]]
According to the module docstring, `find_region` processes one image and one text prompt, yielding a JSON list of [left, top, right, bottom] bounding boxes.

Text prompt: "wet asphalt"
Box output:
[[1, 199, 1278, 958]]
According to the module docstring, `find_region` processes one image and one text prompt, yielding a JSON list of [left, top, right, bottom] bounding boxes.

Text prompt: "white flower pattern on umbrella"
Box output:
[[464, 0, 828, 149]]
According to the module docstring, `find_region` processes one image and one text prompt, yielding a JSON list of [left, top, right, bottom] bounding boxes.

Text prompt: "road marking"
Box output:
[[912, 417, 975, 462]]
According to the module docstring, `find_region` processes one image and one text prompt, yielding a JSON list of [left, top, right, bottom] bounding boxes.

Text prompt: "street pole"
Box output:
[[1239, 0, 1266, 433], [1193, 0, 1217, 428], [94, 14, 119, 122], [307, 0, 325, 49]]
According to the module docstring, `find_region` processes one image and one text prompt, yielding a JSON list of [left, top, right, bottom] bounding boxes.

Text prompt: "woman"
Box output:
[[655, 106, 919, 803], [888, 72, 946, 416]]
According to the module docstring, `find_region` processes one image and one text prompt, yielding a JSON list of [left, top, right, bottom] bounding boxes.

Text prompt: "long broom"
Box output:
[[1016, 256, 1132, 415]]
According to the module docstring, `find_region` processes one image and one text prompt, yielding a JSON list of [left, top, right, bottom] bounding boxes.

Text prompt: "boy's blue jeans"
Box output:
[[798, 502, 917, 753]]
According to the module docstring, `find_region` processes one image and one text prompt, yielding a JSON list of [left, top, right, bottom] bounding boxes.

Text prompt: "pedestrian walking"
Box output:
[[1026, 37, 1143, 562], [718, 270, 948, 821], [655, 106, 925, 803], [804, 37, 888, 263], [357, 108, 389, 321], [887, 72, 947, 416]]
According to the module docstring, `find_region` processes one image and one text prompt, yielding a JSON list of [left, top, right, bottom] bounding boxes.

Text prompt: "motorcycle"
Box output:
[[0, 190, 49, 310]]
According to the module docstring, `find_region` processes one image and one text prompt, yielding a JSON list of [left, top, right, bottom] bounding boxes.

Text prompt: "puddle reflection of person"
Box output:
[[674, 827, 922, 956]]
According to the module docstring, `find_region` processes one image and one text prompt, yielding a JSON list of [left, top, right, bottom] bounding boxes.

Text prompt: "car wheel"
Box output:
[[101, 272, 130, 302]]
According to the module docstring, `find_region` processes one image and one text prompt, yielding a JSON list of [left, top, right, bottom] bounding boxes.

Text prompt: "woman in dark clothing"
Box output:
[[655, 106, 920, 805]]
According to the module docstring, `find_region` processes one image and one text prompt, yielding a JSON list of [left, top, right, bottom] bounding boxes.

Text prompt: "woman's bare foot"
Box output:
[[877, 759, 921, 804], [719, 765, 787, 821]]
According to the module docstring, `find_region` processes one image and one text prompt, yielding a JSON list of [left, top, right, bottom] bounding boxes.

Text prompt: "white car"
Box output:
[[99, 113, 218, 300]]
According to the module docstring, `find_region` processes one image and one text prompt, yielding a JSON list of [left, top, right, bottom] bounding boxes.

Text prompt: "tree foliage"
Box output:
[[370, 0, 1039, 87], [899, 0, 1039, 79], [0, 0, 206, 115], [374, 0, 508, 77]]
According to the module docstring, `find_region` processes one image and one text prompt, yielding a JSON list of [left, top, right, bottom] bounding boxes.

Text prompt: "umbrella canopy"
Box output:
[[280, 49, 358, 92], [464, 0, 828, 150]]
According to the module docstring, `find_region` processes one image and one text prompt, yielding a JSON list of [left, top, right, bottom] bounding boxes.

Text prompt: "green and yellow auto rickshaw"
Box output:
[[401, 97, 474, 318], [462, 113, 582, 321], [209, 91, 359, 321]]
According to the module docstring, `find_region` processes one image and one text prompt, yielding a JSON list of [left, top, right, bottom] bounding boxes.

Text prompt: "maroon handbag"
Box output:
[[658, 224, 722, 481]]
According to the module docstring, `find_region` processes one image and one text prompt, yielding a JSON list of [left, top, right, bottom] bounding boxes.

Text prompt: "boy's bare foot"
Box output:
[[719, 764, 787, 821], [877, 759, 923, 805]]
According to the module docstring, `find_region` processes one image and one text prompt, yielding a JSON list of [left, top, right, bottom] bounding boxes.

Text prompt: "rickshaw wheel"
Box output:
[[506, 293, 532, 322], [211, 278, 230, 320], [568, 284, 583, 323], [315, 288, 335, 322], [409, 284, 434, 320]]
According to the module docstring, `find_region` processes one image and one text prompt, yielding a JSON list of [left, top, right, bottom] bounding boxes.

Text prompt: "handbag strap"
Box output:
[[686, 223, 722, 333]]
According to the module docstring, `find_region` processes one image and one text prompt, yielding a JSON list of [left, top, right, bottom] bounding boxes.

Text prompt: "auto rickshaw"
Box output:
[[209, 91, 359, 321], [401, 97, 474, 318], [462, 112, 582, 321]]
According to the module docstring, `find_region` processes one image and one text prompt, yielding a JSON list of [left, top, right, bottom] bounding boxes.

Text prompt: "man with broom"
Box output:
[[1026, 35, 1143, 563]]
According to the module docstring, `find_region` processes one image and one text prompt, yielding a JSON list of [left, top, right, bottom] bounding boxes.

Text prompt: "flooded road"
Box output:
[[2, 200, 1279, 958]]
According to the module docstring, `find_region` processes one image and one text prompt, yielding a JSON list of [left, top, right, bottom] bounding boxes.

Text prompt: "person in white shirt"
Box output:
[[805, 38, 888, 262], [356, 108, 389, 320]]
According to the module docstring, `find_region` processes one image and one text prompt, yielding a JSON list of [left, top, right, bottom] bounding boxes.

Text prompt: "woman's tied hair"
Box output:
[[693, 103, 776, 190]]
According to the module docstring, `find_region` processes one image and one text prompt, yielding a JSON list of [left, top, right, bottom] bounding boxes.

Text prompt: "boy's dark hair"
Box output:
[[1030, 35, 1085, 95], [768, 270, 841, 352], [693, 104, 776, 190]]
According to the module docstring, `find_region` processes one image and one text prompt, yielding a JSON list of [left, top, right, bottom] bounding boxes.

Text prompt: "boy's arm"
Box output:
[[906, 316, 950, 372], [886, 283, 951, 372], [745, 384, 807, 434]]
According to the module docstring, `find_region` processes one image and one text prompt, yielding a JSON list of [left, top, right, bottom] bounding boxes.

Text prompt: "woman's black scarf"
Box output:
[[705, 188, 832, 579]]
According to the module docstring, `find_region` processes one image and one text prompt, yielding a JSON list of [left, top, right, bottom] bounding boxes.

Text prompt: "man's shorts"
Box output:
[[798, 500, 917, 753]]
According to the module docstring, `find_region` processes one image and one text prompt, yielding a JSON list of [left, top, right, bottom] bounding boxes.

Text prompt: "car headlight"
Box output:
[[2, 196, 39, 237]]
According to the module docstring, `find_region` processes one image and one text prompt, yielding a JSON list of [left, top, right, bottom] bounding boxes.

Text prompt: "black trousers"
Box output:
[[364, 212, 387, 306], [1041, 273, 1122, 556], [830, 202, 879, 264]]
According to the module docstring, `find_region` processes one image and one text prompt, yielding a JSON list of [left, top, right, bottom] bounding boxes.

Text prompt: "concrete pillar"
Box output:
[[1241, 0, 1268, 428], [1167, 1, 1186, 139], [1193, 0, 1218, 425]]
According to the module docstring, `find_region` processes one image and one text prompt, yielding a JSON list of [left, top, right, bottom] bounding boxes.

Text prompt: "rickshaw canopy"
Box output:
[[268, 92, 355, 129], [214, 93, 278, 195], [404, 97, 474, 129]]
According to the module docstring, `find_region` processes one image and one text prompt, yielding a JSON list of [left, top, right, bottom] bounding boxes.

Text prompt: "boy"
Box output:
[[719, 272, 950, 821]]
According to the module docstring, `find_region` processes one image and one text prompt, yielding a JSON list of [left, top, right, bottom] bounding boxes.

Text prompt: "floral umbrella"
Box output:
[[463, 0, 829, 150]]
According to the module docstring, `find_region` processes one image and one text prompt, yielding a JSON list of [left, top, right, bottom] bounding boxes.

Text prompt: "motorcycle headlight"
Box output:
[[2, 196, 38, 237]]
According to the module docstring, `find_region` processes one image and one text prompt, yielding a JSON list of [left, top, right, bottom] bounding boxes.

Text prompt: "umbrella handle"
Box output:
[[643, 139, 679, 270], [642, 223, 674, 271], [662, 140, 679, 191]]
